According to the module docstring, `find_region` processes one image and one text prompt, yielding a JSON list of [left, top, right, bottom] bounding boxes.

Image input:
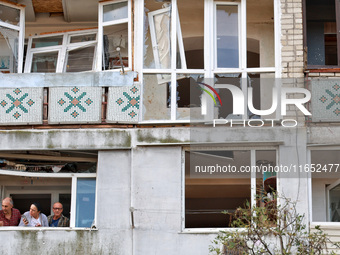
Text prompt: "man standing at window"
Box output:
[[47, 202, 69, 227], [0, 197, 21, 226]]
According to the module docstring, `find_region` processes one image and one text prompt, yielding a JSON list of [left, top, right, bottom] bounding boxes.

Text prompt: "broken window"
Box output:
[[98, 0, 131, 71], [305, 0, 339, 66], [0, 150, 97, 228], [24, 29, 98, 73], [139, 0, 278, 122], [185, 148, 277, 228], [142, 0, 204, 122], [0, 1, 25, 73]]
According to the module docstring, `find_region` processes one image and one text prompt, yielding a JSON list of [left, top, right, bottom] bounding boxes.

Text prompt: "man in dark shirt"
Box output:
[[47, 202, 69, 227], [0, 197, 21, 226]]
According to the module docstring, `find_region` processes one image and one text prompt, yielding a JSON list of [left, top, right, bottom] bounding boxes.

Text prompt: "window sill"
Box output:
[[179, 228, 245, 234], [311, 222, 340, 228], [305, 68, 340, 73], [0, 227, 98, 231]]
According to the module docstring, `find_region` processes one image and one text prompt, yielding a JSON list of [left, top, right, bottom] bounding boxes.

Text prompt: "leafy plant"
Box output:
[[209, 193, 340, 255]]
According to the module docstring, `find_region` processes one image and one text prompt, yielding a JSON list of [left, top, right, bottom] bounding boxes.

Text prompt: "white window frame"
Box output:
[[148, 6, 186, 84], [0, 169, 97, 229], [181, 146, 279, 233], [308, 147, 340, 226], [0, 1, 25, 73], [135, 0, 281, 124], [326, 179, 340, 222], [24, 29, 98, 73], [97, 0, 132, 71], [213, 2, 241, 71]]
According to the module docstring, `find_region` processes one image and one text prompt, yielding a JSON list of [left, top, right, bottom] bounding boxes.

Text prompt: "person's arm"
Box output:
[[18, 213, 29, 227], [41, 214, 49, 227]]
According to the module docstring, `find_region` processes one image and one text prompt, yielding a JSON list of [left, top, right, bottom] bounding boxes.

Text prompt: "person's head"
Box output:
[[52, 202, 63, 218], [30, 203, 41, 219], [2, 197, 13, 215]]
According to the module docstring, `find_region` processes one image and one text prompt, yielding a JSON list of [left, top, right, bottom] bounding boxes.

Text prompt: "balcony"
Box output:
[[0, 71, 139, 126]]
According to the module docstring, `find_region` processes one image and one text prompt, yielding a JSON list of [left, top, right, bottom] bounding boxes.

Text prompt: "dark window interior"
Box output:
[[306, 0, 338, 66]]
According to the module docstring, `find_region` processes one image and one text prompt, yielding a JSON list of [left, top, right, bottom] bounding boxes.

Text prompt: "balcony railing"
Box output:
[[310, 79, 340, 122], [0, 71, 139, 125]]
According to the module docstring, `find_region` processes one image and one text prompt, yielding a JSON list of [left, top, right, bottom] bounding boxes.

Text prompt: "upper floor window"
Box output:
[[97, 0, 132, 71], [138, 0, 278, 122], [0, 1, 25, 73], [24, 29, 98, 73], [305, 0, 340, 67]]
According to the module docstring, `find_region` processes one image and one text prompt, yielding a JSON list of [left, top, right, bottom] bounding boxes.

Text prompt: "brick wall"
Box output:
[[281, 0, 304, 78]]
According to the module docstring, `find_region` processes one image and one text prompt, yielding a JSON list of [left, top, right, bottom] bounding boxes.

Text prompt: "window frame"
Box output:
[[96, 0, 132, 72], [303, 0, 340, 69], [308, 146, 340, 226], [135, 0, 281, 124], [213, 2, 241, 70], [182, 146, 278, 232], [0, 1, 25, 73], [0, 169, 97, 229], [24, 29, 98, 73]]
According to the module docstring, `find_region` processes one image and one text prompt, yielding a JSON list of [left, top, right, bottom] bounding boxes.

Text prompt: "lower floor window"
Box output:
[[185, 148, 277, 228], [311, 150, 340, 222], [0, 150, 97, 228]]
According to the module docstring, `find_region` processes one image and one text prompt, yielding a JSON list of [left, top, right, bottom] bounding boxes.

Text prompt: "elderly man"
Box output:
[[0, 197, 21, 226], [47, 202, 69, 227]]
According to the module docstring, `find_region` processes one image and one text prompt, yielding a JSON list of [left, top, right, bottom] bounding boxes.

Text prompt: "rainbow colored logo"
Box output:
[[197, 82, 222, 106]]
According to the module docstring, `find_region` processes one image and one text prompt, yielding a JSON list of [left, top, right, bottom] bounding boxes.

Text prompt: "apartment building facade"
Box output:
[[0, 0, 339, 254]]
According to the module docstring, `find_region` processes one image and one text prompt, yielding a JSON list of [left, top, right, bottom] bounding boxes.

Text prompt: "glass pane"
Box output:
[[248, 73, 275, 119], [186, 150, 251, 228], [70, 34, 96, 43], [329, 184, 340, 222], [32, 36, 63, 48], [247, 0, 274, 68], [103, 2, 128, 22], [216, 5, 239, 68], [311, 150, 340, 222], [144, 1, 171, 69], [76, 178, 96, 228], [143, 74, 171, 121], [103, 23, 128, 70], [214, 73, 242, 119], [0, 4, 20, 26], [0, 27, 19, 73], [65, 46, 95, 72], [178, 0, 204, 69], [256, 150, 277, 202], [177, 74, 204, 120], [306, 0, 337, 65], [31, 51, 58, 73]]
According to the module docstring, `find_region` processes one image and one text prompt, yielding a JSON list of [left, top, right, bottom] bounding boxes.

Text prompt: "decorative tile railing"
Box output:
[[311, 80, 340, 122], [0, 87, 43, 125], [106, 84, 140, 123], [49, 87, 102, 124], [0, 71, 140, 125]]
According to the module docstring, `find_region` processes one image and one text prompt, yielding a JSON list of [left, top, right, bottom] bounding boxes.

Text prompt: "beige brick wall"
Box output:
[[280, 0, 308, 123], [281, 0, 304, 79]]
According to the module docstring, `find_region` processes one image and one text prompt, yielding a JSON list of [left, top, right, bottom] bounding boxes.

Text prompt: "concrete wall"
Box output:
[[0, 126, 312, 254]]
